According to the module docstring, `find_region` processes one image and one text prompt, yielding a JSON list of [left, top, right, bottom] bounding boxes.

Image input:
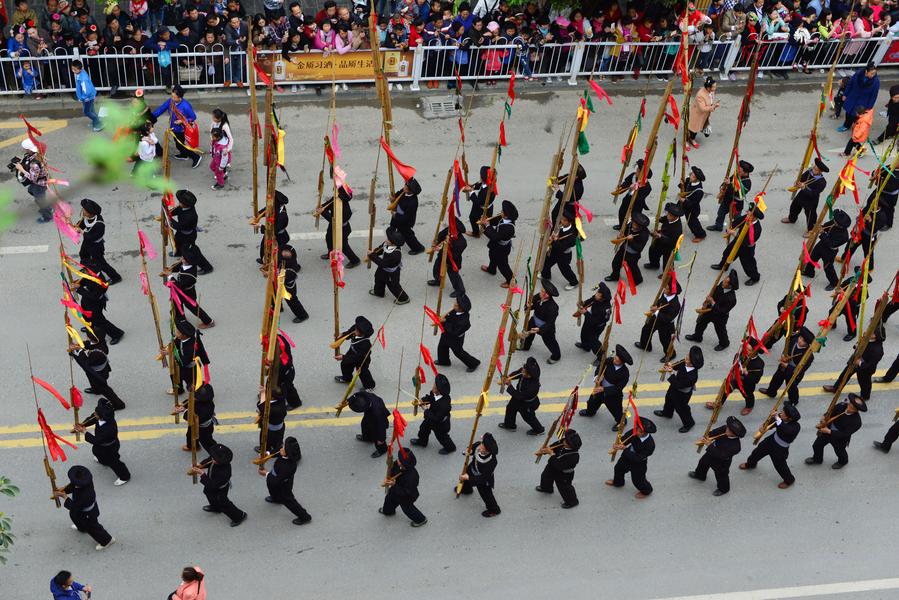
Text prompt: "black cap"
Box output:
[[688, 345, 704, 369], [562, 204, 576, 221], [176, 319, 196, 337], [176, 189, 197, 207], [397, 447, 417, 467], [615, 344, 633, 365], [284, 436, 301, 460], [813, 158, 829, 173], [275, 190, 289, 205], [751, 206, 765, 220], [386, 226, 405, 247], [210, 443, 233, 464], [563, 429, 582, 450], [738, 160, 754, 174], [847, 393, 868, 412], [524, 356, 541, 379], [405, 177, 422, 195], [195, 383, 214, 403], [501, 200, 518, 222], [457, 294, 472, 312], [347, 391, 374, 413], [67, 465, 93, 486], [354, 316, 373, 337], [691, 166, 706, 182], [480, 165, 490, 181], [80, 198, 101, 215], [783, 403, 800, 421], [338, 186, 353, 202], [727, 268, 740, 291], [434, 373, 450, 396], [595, 281, 610, 299], [665, 202, 684, 217], [94, 400, 115, 421], [181, 243, 200, 263], [452, 217, 467, 235], [636, 417, 656, 434], [632, 212, 650, 227], [797, 326, 815, 344], [541, 279, 559, 297], [833, 209, 851, 229], [725, 415, 746, 438], [482, 432, 498, 456]]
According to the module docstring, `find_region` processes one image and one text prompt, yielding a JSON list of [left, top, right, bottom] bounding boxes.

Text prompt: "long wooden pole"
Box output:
[[428, 167, 454, 263], [160, 130, 172, 273], [369, 3, 396, 200], [260, 75, 276, 274], [332, 115, 343, 356], [28, 345, 61, 508], [316, 79, 337, 230], [187, 372, 198, 484], [413, 293, 427, 416], [247, 17, 259, 223], [334, 305, 398, 417], [612, 98, 645, 205], [258, 272, 287, 462]]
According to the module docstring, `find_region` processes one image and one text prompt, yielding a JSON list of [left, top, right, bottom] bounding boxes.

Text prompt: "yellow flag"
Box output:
[[755, 193, 767, 213], [194, 358, 203, 391], [277, 129, 286, 167], [478, 390, 489, 410], [66, 326, 84, 348], [574, 216, 587, 240]]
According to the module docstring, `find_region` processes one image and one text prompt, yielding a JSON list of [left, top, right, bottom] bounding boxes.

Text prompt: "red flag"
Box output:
[[420, 344, 438, 376], [251, 47, 272, 86], [622, 261, 637, 295], [70, 386, 83, 409], [507, 71, 516, 105], [424, 306, 444, 332], [392, 408, 407, 439], [613, 296, 622, 324], [629, 393, 643, 435], [416, 365, 426, 385], [588, 80, 613, 106], [37, 408, 77, 462], [802, 241, 820, 269], [32, 377, 70, 410], [499, 121, 508, 147], [669, 269, 677, 295], [377, 326, 386, 349], [380, 137, 416, 181], [20, 115, 47, 155], [574, 201, 593, 223], [665, 94, 680, 129], [616, 279, 627, 304]]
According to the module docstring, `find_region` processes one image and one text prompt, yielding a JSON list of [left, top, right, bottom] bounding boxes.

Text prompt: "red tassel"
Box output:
[[32, 377, 70, 410], [616, 280, 627, 304], [392, 408, 407, 439], [416, 365, 426, 385], [588, 80, 613, 106], [845, 301, 856, 332], [507, 71, 516, 105], [666, 94, 680, 129], [622, 261, 637, 295], [499, 121, 508, 147], [37, 408, 77, 462], [614, 297, 622, 324], [21, 115, 47, 155], [420, 344, 438, 376], [424, 306, 444, 332], [802, 241, 820, 269], [377, 326, 386, 349], [70, 386, 83, 409], [380, 137, 417, 181], [669, 270, 677, 295], [629, 393, 643, 435]]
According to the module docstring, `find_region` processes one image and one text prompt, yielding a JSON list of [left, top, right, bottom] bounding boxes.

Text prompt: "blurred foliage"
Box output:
[[0, 476, 19, 565]]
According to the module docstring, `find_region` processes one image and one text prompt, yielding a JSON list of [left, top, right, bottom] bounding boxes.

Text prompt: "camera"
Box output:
[[7, 156, 30, 186]]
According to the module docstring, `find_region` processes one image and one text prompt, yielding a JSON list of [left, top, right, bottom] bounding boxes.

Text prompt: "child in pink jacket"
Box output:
[[210, 129, 230, 189], [170, 566, 206, 600]]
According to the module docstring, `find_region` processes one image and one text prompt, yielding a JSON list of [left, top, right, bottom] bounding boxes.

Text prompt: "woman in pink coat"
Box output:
[[169, 566, 206, 600], [687, 76, 720, 149]]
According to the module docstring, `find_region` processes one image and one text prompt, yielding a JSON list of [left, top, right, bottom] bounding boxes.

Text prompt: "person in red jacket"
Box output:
[[168, 566, 206, 600]]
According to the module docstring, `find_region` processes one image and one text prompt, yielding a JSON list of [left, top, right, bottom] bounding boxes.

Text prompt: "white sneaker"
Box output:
[[564, 284, 577, 291], [96, 537, 116, 551], [93, 456, 99, 463], [71, 524, 78, 530], [114, 478, 129, 486]]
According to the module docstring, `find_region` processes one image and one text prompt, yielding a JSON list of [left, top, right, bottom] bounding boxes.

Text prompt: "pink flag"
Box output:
[[331, 122, 342, 159], [53, 203, 80, 244], [334, 165, 352, 194], [138, 229, 157, 260], [139, 272, 150, 296]]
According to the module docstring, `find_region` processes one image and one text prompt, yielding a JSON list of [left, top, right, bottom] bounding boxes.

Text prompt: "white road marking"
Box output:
[[650, 577, 899, 600], [290, 229, 384, 241], [601, 215, 708, 227], [0, 244, 49, 255]]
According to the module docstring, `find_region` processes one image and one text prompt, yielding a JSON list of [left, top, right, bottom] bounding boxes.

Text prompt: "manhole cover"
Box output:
[[420, 94, 462, 119]]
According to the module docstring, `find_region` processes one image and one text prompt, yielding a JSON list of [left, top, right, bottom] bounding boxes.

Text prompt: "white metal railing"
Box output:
[[0, 36, 893, 96]]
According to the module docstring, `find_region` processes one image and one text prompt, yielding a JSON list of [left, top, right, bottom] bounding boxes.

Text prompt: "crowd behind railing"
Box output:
[[0, 0, 898, 95]]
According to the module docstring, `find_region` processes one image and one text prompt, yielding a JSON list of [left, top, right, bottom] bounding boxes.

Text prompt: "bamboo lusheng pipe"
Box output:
[[260, 75, 277, 274], [679, 72, 693, 188], [58, 244, 82, 442], [428, 167, 454, 265], [334, 305, 397, 417], [168, 296, 182, 425], [160, 129, 172, 273], [368, 1, 396, 201], [252, 451, 280, 466], [499, 232, 535, 391], [660, 251, 698, 372], [330, 332, 352, 350], [315, 78, 337, 230], [247, 17, 260, 226], [651, 138, 677, 235], [536, 364, 593, 464], [330, 119, 343, 356], [382, 347, 405, 493], [432, 238, 449, 337], [187, 372, 199, 485], [456, 245, 523, 496], [752, 282, 854, 444], [414, 295, 428, 416], [612, 98, 646, 206], [258, 271, 288, 464]]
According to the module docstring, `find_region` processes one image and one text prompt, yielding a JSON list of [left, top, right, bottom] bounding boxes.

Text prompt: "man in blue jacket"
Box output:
[[152, 84, 202, 168], [838, 61, 880, 132], [71, 60, 103, 132], [50, 570, 92, 599]]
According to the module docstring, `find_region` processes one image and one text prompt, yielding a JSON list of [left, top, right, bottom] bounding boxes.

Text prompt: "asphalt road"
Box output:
[[1, 81, 898, 599]]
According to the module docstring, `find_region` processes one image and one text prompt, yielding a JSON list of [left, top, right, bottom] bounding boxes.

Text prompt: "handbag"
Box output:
[[158, 49, 172, 68], [179, 64, 202, 82]]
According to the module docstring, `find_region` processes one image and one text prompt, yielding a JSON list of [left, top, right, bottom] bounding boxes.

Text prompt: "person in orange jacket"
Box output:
[[843, 106, 872, 156], [169, 566, 206, 600]]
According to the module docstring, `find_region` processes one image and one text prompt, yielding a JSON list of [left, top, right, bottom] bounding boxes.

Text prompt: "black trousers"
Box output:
[[638, 317, 675, 354], [618, 200, 646, 229], [879, 420, 899, 450], [660, 388, 695, 429], [341, 359, 375, 390], [693, 311, 730, 346], [733, 247, 760, 281], [765, 367, 803, 404], [502, 398, 543, 431], [283, 290, 309, 321], [382, 491, 426, 524], [609, 250, 643, 286], [812, 432, 850, 465], [883, 352, 899, 381], [373, 268, 409, 302], [833, 365, 876, 400], [541, 251, 578, 287], [612, 457, 652, 495], [746, 436, 794, 484], [280, 377, 302, 409], [684, 205, 706, 239], [69, 507, 112, 546], [486, 245, 513, 283], [694, 454, 732, 493], [393, 222, 425, 253], [91, 309, 125, 340], [185, 424, 217, 453], [174, 234, 213, 272], [539, 467, 578, 504], [585, 391, 623, 422], [267, 479, 311, 521], [461, 479, 500, 514], [181, 287, 213, 325], [646, 241, 673, 269], [93, 444, 131, 482], [260, 427, 284, 455], [325, 222, 361, 264], [521, 320, 561, 361], [803, 245, 838, 286], [579, 320, 605, 354], [83, 370, 126, 410], [80, 249, 121, 282], [174, 130, 199, 161], [469, 203, 491, 234], [203, 486, 245, 521], [432, 255, 465, 296], [437, 333, 480, 369], [728, 371, 761, 409], [415, 419, 456, 451], [787, 197, 817, 231]]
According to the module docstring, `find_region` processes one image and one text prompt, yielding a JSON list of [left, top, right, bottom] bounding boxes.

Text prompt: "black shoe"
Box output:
[[643, 263, 659, 270], [804, 457, 822, 465], [334, 376, 350, 384], [481, 510, 500, 518], [497, 423, 517, 431], [831, 462, 846, 470], [287, 403, 302, 410], [707, 225, 723, 232], [110, 334, 123, 345], [578, 409, 594, 417], [426, 279, 439, 286], [411, 519, 428, 527], [107, 275, 122, 285], [465, 362, 480, 373], [612, 224, 621, 231], [371, 448, 387, 458], [449, 291, 460, 298], [292, 516, 312, 525], [574, 342, 586, 349], [257, 258, 264, 265], [191, 155, 203, 169], [875, 376, 894, 384], [824, 282, 836, 291], [745, 278, 759, 286], [202, 505, 221, 513], [438, 447, 455, 455], [611, 422, 623, 432], [434, 360, 451, 367], [320, 253, 329, 260], [230, 512, 247, 527], [653, 410, 670, 418], [355, 434, 366, 442], [712, 489, 727, 497], [410, 438, 427, 447], [535, 486, 553, 494], [264, 496, 278, 504], [603, 275, 618, 282], [714, 343, 730, 351], [292, 315, 309, 323], [253, 446, 261, 453], [561, 501, 578, 509], [198, 268, 213, 275], [83, 387, 98, 394], [710, 263, 723, 270], [687, 471, 705, 481], [759, 388, 776, 398], [684, 334, 702, 342], [346, 260, 361, 269], [526, 428, 545, 436], [408, 248, 424, 256], [842, 333, 854, 342], [678, 424, 694, 433], [378, 508, 393, 515], [873, 441, 890, 453]]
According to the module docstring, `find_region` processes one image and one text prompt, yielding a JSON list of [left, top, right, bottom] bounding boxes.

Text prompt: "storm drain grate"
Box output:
[[421, 94, 462, 119]]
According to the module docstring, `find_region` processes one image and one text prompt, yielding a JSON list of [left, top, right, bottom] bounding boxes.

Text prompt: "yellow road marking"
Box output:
[[0, 119, 69, 150], [0, 377, 894, 450]]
